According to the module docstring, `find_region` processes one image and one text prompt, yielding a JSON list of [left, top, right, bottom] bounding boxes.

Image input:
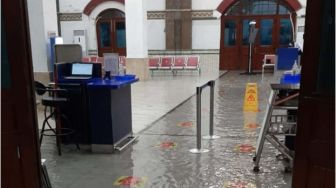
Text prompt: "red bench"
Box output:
[[148, 56, 201, 76]]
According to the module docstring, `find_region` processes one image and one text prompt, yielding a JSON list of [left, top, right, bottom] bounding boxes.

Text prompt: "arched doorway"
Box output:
[[219, 0, 296, 70], [96, 9, 126, 56]]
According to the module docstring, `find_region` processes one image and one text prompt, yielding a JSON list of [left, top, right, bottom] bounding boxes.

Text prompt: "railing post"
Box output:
[[203, 81, 220, 140], [209, 81, 214, 136], [196, 87, 202, 150], [190, 86, 209, 154]]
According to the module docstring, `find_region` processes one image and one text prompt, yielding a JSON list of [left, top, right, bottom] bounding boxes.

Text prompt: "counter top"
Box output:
[[271, 83, 300, 90], [87, 77, 139, 89]]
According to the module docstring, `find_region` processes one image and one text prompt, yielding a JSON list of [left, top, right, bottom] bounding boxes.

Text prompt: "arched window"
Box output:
[[96, 9, 126, 56], [225, 0, 292, 16]]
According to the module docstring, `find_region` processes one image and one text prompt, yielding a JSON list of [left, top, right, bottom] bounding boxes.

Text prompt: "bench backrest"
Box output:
[[186, 56, 199, 67], [148, 57, 160, 67], [174, 57, 186, 67], [161, 57, 173, 67]]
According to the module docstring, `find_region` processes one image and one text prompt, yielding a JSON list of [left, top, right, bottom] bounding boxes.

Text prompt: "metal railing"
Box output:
[[190, 80, 220, 154]]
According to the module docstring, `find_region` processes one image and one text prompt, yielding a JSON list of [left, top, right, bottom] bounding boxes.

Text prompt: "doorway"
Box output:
[[96, 9, 126, 57], [220, 0, 295, 70]]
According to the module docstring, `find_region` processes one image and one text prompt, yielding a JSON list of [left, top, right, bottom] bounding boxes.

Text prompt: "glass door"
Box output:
[[96, 18, 126, 56], [114, 20, 126, 56], [220, 19, 240, 69], [97, 20, 113, 56], [253, 18, 275, 69]]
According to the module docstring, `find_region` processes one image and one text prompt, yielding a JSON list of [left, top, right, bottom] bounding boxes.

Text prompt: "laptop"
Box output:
[[64, 63, 93, 80]]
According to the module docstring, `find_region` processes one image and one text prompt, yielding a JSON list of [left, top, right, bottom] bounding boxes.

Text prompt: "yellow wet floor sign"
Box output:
[[243, 83, 258, 112]]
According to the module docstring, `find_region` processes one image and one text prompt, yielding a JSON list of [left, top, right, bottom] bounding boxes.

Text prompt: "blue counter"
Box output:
[[57, 79, 95, 144], [280, 73, 301, 85], [86, 76, 138, 153]]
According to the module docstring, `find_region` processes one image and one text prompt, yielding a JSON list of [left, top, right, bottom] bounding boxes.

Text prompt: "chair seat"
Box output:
[[42, 96, 67, 107]]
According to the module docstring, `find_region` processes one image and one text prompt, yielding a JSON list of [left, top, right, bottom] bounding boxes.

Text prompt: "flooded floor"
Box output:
[[41, 71, 292, 188]]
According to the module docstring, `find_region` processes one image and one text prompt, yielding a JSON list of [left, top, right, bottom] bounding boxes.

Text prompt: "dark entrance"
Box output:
[[220, 0, 296, 70], [96, 9, 126, 57]]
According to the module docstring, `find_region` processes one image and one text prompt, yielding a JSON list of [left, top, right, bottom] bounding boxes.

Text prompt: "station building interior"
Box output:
[[1, 0, 335, 187]]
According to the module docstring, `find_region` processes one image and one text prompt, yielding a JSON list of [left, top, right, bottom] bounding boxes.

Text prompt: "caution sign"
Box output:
[[243, 83, 259, 112]]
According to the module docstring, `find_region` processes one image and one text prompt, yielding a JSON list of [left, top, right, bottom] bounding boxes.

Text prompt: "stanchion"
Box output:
[[203, 81, 220, 140], [190, 87, 209, 153]]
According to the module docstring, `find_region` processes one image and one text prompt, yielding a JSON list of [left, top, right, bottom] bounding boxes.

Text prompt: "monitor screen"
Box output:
[[71, 63, 93, 75]]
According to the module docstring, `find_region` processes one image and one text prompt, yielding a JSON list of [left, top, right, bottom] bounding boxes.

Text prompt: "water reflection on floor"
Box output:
[[41, 71, 292, 188]]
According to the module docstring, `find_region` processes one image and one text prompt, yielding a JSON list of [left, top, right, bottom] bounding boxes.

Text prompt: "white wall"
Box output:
[[60, 21, 86, 44], [147, 20, 165, 50], [42, 0, 58, 70], [27, 0, 49, 72], [192, 0, 222, 10], [192, 20, 221, 49], [60, 0, 90, 13], [125, 0, 148, 58], [42, 0, 58, 38], [146, 0, 165, 10], [191, 0, 222, 50]]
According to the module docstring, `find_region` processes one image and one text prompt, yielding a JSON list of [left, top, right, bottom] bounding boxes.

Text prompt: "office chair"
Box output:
[[34, 81, 79, 155]]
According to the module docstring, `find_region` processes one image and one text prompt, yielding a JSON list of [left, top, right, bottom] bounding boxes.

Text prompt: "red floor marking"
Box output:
[[177, 121, 194, 127], [224, 180, 256, 188], [113, 176, 147, 187], [244, 123, 259, 129], [235, 144, 256, 153], [154, 141, 177, 149]]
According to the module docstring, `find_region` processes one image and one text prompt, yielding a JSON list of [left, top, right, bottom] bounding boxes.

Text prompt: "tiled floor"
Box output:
[[131, 71, 226, 133], [40, 71, 292, 188]]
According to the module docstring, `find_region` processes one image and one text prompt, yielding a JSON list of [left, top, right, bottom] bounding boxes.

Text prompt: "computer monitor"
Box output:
[[71, 63, 93, 76]]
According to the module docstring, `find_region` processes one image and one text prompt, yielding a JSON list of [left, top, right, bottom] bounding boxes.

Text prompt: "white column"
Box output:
[[125, 0, 148, 58], [27, 0, 49, 72]]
